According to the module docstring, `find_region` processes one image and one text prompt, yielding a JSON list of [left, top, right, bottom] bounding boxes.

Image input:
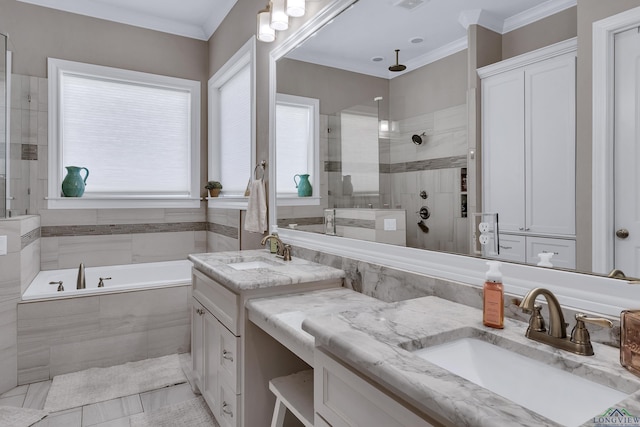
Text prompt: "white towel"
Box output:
[[245, 179, 267, 233]]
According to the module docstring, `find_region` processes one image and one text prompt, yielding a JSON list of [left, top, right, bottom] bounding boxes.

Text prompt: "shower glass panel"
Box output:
[[0, 34, 7, 218]]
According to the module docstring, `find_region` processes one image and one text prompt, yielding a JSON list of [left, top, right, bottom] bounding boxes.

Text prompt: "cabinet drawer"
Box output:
[[218, 379, 241, 427], [314, 350, 435, 427], [526, 236, 576, 269], [494, 234, 526, 263], [218, 322, 240, 391], [193, 268, 240, 335]]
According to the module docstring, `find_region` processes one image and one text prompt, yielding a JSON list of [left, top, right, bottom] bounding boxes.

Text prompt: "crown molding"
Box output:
[[503, 0, 577, 34], [458, 9, 503, 33], [16, 0, 237, 40]]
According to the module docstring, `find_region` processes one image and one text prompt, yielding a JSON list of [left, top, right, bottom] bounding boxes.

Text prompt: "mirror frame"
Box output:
[[268, 0, 640, 317]]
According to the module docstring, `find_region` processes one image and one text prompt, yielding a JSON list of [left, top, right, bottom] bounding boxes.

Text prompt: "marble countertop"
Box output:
[[302, 296, 640, 427], [246, 288, 388, 365], [188, 249, 345, 292]]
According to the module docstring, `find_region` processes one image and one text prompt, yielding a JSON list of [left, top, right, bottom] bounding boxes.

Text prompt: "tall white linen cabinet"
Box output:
[[479, 38, 577, 269]]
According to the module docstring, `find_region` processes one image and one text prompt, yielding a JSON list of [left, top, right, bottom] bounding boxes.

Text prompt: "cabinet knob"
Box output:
[[616, 228, 630, 239], [222, 401, 233, 417], [222, 349, 234, 362]]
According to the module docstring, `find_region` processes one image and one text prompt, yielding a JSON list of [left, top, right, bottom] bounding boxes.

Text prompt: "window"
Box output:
[[209, 38, 256, 207], [47, 58, 200, 209], [275, 93, 319, 204]]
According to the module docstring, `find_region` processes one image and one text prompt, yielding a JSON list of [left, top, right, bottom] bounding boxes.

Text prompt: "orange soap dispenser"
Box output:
[[483, 261, 504, 329]]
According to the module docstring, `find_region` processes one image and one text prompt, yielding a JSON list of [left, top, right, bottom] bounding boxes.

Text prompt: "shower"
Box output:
[[412, 132, 427, 145], [0, 33, 7, 218], [388, 49, 406, 72]]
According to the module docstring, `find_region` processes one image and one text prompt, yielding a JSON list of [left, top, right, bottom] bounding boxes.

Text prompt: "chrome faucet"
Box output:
[[77, 263, 86, 289], [519, 287, 612, 356], [260, 234, 292, 261]]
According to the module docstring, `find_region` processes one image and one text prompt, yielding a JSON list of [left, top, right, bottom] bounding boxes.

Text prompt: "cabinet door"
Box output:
[[525, 54, 576, 236], [315, 350, 436, 427], [482, 70, 526, 233], [191, 298, 205, 391], [202, 311, 220, 413]]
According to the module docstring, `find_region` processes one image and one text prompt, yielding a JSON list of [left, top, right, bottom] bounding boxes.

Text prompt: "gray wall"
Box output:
[[389, 50, 467, 119]]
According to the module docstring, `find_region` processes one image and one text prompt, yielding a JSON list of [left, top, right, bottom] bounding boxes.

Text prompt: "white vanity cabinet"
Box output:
[[314, 349, 440, 427], [480, 39, 576, 267], [496, 233, 576, 269], [191, 269, 242, 427]]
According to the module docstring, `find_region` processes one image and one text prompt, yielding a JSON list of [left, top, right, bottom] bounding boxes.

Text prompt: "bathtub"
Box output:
[[22, 259, 193, 301]]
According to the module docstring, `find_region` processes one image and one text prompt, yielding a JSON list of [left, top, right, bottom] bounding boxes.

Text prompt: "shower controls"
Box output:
[[419, 206, 430, 220], [420, 191, 428, 199]]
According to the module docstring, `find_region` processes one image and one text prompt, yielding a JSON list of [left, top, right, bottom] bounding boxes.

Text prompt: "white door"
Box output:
[[614, 28, 640, 277]]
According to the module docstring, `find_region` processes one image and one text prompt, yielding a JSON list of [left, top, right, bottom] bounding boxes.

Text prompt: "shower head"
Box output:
[[388, 49, 407, 72], [412, 132, 427, 145]]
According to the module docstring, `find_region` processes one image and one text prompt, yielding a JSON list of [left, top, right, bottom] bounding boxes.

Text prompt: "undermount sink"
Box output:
[[227, 258, 280, 271], [412, 337, 629, 426]]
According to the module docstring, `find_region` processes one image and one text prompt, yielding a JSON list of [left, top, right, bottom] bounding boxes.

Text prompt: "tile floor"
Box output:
[[0, 357, 208, 427]]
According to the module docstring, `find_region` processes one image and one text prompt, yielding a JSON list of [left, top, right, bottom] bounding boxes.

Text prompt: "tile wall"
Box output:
[[16, 284, 190, 384], [389, 103, 469, 253], [0, 215, 40, 394]]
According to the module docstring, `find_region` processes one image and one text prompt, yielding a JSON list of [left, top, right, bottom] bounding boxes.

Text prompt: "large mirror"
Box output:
[[274, 0, 606, 274]]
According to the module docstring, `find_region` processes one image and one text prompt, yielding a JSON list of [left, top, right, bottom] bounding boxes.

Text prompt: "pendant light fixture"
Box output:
[[388, 49, 407, 72], [257, 2, 275, 43], [270, 0, 289, 31], [286, 0, 306, 17]]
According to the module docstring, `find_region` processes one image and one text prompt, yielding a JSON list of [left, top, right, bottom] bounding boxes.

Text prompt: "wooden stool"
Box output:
[[269, 369, 314, 427]]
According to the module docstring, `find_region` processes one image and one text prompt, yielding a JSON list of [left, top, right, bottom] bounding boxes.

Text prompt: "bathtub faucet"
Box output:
[[77, 263, 86, 289]]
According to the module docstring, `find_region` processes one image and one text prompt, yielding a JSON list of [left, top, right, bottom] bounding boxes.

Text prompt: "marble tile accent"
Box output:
[[81, 394, 143, 426], [389, 155, 467, 173], [41, 222, 207, 237], [21, 143, 38, 160], [139, 383, 198, 413], [277, 217, 324, 228], [207, 222, 238, 239], [23, 380, 51, 409], [324, 160, 342, 172], [335, 218, 375, 229], [21, 227, 41, 249]]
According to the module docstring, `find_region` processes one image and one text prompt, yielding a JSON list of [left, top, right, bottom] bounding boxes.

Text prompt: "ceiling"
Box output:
[[16, 0, 238, 40], [286, 0, 576, 78], [15, 0, 576, 64]]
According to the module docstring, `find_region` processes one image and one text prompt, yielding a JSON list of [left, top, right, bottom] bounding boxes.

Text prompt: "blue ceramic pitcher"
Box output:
[[62, 166, 89, 197], [294, 174, 312, 197]]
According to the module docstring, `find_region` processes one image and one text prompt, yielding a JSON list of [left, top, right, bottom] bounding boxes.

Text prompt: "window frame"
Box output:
[[208, 38, 256, 209], [47, 57, 201, 209], [275, 93, 320, 206]]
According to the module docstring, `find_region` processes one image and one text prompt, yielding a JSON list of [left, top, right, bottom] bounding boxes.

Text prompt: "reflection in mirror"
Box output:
[[274, 0, 590, 274]]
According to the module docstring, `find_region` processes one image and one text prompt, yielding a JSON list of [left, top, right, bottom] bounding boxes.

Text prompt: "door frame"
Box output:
[[592, 6, 640, 274]]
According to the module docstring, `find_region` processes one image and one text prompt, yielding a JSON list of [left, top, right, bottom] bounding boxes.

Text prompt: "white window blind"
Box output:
[[47, 57, 200, 208], [61, 74, 191, 195], [218, 65, 251, 193], [341, 112, 379, 193], [276, 102, 312, 194]]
